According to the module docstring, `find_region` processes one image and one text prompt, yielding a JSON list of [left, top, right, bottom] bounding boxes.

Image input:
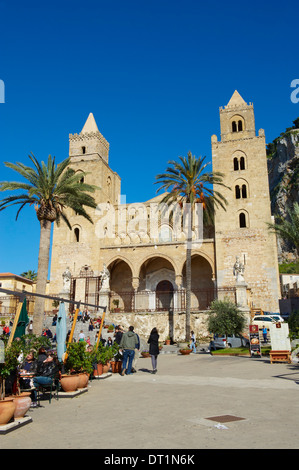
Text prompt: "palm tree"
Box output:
[[155, 151, 229, 340], [20, 270, 37, 281], [267, 202, 299, 257], [0, 153, 99, 335]]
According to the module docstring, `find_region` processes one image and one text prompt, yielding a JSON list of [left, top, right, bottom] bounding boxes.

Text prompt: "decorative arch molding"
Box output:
[[145, 268, 176, 291], [137, 253, 178, 277], [234, 177, 250, 199], [106, 255, 134, 276], [74, 169, 85, 183], [178, 251, 215, 277], [71, 224, 82, 243], [232, 150, 247, 171], [237, 209, 249, 228], [230, 114, 245, 133]]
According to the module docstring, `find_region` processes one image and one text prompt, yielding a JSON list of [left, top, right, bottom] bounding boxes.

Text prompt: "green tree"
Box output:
[[20, 270, 37, 281], [0, 153, 99, 335], [155, 151, 229, 340], [287, 310, 299, 340], [267, 202, 299, 257], [206, 299, 247, 342]]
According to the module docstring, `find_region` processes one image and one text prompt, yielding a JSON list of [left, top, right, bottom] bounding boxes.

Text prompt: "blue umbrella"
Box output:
[[56, 302, 67, 362]]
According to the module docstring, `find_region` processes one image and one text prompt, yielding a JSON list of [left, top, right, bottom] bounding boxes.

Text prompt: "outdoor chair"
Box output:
[[36, 372, 61, 405]]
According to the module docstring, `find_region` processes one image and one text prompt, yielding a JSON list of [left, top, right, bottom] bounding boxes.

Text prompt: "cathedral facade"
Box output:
[[49, 91, 280, 322]]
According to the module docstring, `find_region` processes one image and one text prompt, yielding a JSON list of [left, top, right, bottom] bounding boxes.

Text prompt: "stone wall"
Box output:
[[103, 310, 251, 342]]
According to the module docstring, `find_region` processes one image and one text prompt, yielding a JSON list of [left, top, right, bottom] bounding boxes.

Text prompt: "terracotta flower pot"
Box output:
[[165, 340, 171, 345], [13, 393, 32, 419], [111, 361, 122, 373], [141, 352, 150, 358], [102, 362, 110, 374], [95, 363, 103, 376], [77, 373, 89, 389], [60, 374, 79, 392], [180, 349, 192, 355], [0, 399, 16, 425]]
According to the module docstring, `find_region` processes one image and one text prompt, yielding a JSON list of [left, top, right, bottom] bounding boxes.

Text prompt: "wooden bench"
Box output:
[[270, 350, 292, 364]]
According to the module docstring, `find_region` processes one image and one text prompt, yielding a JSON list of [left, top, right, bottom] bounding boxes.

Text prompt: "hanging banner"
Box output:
[[249, 325, 261, 357]]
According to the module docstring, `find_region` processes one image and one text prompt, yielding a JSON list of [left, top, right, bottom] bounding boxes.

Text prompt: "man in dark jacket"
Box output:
[[31, 354, 60, 407], [120, 326, 138, 376], [114, 325, 123, 345]]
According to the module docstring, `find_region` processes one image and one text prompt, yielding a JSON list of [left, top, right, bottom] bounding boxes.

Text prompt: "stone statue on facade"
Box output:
[[62, 267, 71, 292], [233, 256, 245, 283], [100, 264, 110, 290]]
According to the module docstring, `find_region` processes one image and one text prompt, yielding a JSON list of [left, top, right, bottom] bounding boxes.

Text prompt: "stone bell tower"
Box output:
[[212, 91, 280, 312], [49, 113, 121, 297]]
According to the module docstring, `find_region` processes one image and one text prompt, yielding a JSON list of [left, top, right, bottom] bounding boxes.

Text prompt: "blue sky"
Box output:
[[0, 0, 298, 277]]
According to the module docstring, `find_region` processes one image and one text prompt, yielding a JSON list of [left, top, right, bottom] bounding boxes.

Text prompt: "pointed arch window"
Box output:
[[240, 156, 245, 170], [233, 157, 239, 171], [235, 185, 241, 199], [232, 121, 237, 133], [238, 120, 243, 131]]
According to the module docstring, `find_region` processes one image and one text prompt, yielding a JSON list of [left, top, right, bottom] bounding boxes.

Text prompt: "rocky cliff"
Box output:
[[267, 118, 299, 259]]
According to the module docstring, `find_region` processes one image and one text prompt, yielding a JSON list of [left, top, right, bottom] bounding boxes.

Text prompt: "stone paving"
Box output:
[[1, 348, 299, 450]]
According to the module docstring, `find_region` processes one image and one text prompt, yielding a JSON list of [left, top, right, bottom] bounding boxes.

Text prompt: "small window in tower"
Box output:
[[82, 146, 86, 154], [242, 184, 247, 199], [233, 157, 239, 171], [240, 156, 245, 170], [80, 177, 84, 184], [238, 120, 243, 132], [239, 212, 247, 228], [232, 121, 237, 133], [235, 185, 241, 199], [74, 227, 80, 242]]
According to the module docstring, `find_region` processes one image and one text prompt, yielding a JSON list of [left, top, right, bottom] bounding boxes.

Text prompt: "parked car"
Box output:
[[251, 314, 284, 329], [209, 334, 250, 350]]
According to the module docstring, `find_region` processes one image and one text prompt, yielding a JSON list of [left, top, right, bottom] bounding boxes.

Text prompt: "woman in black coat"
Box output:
[[147, 327, 159, 374]]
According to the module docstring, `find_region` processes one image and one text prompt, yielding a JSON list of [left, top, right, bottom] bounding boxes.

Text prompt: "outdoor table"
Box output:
[[18, 372, 36, 392]]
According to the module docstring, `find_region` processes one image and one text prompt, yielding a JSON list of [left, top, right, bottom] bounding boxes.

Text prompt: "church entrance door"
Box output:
[[156, 280, 174, 311]]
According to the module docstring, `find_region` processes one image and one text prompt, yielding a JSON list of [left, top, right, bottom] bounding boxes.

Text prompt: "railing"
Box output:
[[1, 286, 237, 316], [109, 287, 236, 313]]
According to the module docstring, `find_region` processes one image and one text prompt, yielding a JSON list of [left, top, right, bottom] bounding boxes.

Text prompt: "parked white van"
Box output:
[[252, 314, 284, 329]]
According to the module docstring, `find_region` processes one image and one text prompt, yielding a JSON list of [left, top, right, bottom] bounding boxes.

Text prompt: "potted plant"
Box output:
[[112, 299, 120, 312], [108, 324, 114, 333], [62, 342, 93, 391], [0, 339, 22, 424], [52, 299, 60, 314], [110, 343, 122, 373], [141, 350, 150, 358], [179, 346, 192, 355], [93, 344, 114, 375], [165, 336, 171, 345]]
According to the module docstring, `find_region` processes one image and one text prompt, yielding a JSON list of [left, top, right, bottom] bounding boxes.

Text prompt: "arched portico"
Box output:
[[107, 258, 134, 312], [182, 253, 215, 310]]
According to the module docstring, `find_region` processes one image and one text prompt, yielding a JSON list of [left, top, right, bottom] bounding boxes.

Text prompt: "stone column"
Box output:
[[235, 281, 250, 313]]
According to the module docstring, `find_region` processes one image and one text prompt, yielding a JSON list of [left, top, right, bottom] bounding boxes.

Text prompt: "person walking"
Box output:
[[190, 330, 196, 353], [262, 325, 268, 343], [120, 326, 138, 375], [132, 328, 140, 373], [147, 327, 159, 374]]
